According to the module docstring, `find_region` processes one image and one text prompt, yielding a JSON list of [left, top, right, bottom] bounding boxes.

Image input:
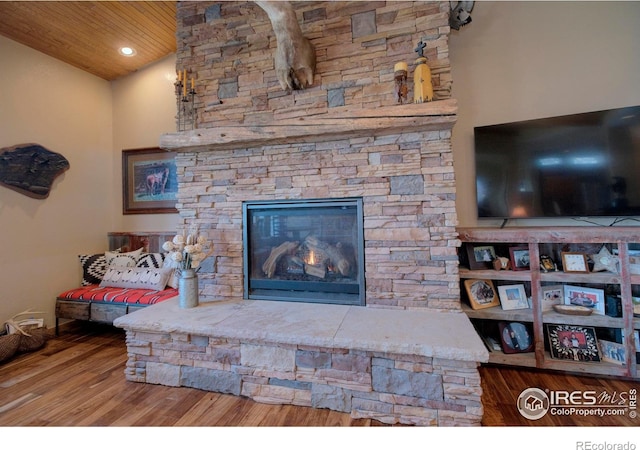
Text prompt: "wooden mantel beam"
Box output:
[[160, 99, 457, 153]]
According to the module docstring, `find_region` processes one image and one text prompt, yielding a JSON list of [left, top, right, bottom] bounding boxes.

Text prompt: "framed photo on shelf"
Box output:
[[122, 148, 178, 215], [628, 250, 640, 275], [509, 246, 530, 271], [498, 321, 534, 354], [540, 254, 558, 272], [464, 279, 500, 310], [546, 324, 601, 362], [541, 285, 564, 312], [599, 339, 626, 365], [561, 252, 589, 273], [620, 329, 640, 353], [618, 329, 640, 353], [465, 244, 496, 270], [497, 284, 530, 310], [564, 285, 605, 315]]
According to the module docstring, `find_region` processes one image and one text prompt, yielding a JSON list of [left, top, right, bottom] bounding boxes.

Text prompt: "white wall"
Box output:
[[0, 39, 179, 328], [111, 54, 179, 232], [450, 1, 640, 227], [0, 36, 113, 327]]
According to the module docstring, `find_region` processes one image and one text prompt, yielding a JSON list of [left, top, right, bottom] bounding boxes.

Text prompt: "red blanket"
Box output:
[[57, 285, 178, 305]]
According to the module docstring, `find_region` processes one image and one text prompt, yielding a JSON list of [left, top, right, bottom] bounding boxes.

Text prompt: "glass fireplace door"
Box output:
[[243, 198, 365, 305]]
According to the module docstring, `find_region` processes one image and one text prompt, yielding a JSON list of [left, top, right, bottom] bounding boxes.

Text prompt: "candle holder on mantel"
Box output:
[[175, 70, 197, 131]]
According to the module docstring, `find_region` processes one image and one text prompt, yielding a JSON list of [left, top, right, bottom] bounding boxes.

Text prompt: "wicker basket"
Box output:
[[17, 327, 50, 353], [3, 309, 50, 357], [0, 333, 21, 363]]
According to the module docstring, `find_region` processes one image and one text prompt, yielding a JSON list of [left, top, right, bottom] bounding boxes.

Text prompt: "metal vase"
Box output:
[[178, 269, 199, 308]]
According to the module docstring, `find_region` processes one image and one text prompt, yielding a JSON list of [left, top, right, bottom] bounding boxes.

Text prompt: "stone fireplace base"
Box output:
[[114, 299, 488, 426]]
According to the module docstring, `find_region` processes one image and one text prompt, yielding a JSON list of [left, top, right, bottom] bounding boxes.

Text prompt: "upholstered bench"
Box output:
[[55, 232, 179, 334], [55, 285, 178, 334]]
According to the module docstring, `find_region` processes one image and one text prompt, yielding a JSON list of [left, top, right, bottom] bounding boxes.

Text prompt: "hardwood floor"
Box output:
[[0, 324, 638, 428], [480, 365, 638, 426]]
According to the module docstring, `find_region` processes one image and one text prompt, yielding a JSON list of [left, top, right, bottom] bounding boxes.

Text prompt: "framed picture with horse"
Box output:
[[122, 147, 178, 214]]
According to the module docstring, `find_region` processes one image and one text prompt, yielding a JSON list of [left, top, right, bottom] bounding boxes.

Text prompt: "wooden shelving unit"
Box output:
[[458, 227, 640, 379]]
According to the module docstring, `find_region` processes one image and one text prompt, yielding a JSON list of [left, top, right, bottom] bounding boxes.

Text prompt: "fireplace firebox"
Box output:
[[243, 198, 365, 305]]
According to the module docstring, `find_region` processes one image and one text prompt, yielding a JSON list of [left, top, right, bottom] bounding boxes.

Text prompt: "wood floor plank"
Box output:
[[172, 393, 223, 426], [257, 404, 304, 426], [0, 393, 41, 415], [1, 324, 637, 427], [214, 394, 262, 426]]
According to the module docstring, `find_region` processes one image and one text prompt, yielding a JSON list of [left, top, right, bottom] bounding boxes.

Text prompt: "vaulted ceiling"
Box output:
[[0, 1, 177, 81]]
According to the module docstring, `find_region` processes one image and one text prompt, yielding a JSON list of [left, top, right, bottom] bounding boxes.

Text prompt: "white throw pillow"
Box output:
[[99, 267, 173, 291], [105, 247, 144, 268]]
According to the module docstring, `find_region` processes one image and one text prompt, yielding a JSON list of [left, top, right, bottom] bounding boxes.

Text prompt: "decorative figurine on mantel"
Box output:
[[413, 40, 433, 103], [394, 61, 409, 104]]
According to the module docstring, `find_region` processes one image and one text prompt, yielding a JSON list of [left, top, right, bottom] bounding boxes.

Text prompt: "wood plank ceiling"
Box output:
[[0, 1, 177, 81]]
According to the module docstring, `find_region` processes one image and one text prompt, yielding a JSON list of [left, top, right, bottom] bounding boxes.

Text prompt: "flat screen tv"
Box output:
[[474, 105, 640, 219]]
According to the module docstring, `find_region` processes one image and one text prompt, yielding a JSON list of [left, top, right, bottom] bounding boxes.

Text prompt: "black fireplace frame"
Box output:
[[242, 197, 365, 306]]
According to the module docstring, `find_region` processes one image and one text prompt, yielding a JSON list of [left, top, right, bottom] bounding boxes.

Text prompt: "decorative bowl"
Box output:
[[553, 304, 594, 316]]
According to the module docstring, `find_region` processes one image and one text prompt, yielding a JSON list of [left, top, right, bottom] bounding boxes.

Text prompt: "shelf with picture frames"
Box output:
[[457, 227, 640, 379]]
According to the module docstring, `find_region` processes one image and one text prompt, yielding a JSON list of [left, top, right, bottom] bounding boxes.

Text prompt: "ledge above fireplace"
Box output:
[[159, 100, 457, 153]]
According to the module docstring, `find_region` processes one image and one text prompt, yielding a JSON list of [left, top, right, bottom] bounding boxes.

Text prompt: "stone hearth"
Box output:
[[114, 298, 488, 426]]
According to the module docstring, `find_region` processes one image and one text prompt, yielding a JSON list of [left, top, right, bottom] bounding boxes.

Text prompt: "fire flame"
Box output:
[[307, 250, 317, 265]]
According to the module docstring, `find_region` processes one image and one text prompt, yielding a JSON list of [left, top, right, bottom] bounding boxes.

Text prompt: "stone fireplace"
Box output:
[[114, 1, 489, 426], [162, 101, 459, 309], [162, 1, 462, 311]]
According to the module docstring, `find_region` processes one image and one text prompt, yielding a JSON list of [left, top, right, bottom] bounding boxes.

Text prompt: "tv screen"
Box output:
[[474, 106, 640, 219]]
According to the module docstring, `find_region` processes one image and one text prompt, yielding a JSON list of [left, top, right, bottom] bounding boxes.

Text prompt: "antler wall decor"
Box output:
[[255, 1, 316, 92]]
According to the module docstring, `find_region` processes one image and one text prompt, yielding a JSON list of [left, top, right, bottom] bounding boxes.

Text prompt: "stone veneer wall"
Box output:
[[124, 329, 483, 426], [178, 127, 459, 310], [176, 1, 452, 126], [171, 1, 460, 310]]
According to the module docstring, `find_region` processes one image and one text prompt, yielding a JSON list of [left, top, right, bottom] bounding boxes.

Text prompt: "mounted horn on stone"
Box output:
[[449, 1, 474, 30], [255, 1, 316, 92]]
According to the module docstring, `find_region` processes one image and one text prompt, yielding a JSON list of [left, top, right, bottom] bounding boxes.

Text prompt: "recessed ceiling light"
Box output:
[[119, 47, 136, 57]]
